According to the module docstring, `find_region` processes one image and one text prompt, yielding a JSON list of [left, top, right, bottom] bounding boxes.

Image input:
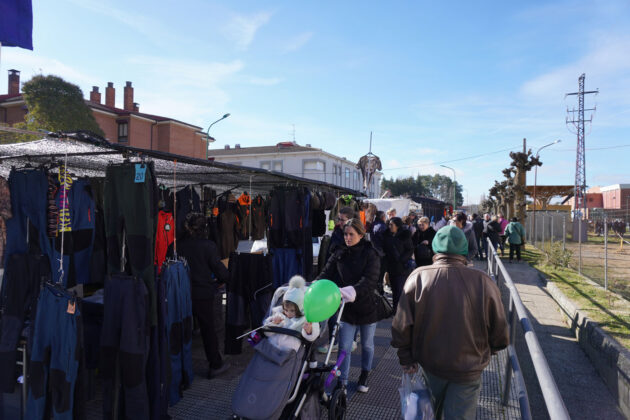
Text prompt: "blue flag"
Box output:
[[0, 0, 33, 50]]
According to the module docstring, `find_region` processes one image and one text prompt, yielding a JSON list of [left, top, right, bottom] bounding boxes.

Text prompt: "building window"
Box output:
[[345, 168, 350, 187], [117, 122, 128, 143], [261, 160, 283, 172], [303, 159, 325, 181]]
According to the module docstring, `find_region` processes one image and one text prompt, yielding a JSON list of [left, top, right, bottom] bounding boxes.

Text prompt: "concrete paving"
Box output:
[[474, 258, 625, 420]]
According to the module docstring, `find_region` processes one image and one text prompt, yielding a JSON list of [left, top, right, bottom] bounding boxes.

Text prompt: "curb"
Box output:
[[542, 275, 630, 418]]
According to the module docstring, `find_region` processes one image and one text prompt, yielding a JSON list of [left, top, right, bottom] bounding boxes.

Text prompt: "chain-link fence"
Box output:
[[525, 210, 630, 300]]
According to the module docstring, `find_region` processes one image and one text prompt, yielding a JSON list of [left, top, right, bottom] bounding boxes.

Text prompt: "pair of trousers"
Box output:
[[337, 322, 377, 384], [147, 272, 169, 419], [4, 169, 51, 267], [271, 248, 302, 289], [0, 254, 50, 392], [26, 284, 81, 420], [423, 370, 482, 420], [509, 243, 522, 261], [162, 262, 193, 406], [100, 274, 150, 420], [50, 179, 95, 286], [104, 163, 157, 325], [193, 296, 222, 369], [390, 273, 406, 313]]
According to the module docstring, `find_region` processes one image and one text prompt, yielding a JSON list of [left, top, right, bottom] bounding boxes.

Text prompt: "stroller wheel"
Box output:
[[328, 388, 347, 420]]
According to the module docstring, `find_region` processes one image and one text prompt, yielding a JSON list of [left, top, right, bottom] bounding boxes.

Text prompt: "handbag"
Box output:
[[374, 290, 394, 320]]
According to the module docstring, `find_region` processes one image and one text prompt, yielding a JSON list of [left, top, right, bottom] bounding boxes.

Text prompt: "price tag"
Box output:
[[135, 164, 147, 183], [67, 300, 76, 315]]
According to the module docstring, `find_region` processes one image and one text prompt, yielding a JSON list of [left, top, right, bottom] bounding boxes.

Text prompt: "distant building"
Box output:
[[209, 142, 382, 197], [567, 184, 630, 219], [0, 69, 211, 159]]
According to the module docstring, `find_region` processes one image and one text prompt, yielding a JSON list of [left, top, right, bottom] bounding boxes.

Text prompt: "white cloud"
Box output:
[[63, 0, 187, 46], [2, 49, 95, 87], [282, 32, 313, 53], [221, 11, 272, 50]]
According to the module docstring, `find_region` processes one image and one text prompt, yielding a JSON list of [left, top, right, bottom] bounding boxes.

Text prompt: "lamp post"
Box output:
[[441, 165, 457, 211], [205, 113, 231, 159], [533, 139, 561, 243]]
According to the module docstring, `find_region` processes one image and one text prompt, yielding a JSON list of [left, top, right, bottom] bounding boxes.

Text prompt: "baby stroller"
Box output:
[[232, 282, 348, 420]]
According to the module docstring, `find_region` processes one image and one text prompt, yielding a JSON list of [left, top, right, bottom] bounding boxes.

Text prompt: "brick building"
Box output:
[[0, 70, 211, 159]]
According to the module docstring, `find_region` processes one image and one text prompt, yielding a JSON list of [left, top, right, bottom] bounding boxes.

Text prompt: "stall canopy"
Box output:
[[0, 131, 363, 196]]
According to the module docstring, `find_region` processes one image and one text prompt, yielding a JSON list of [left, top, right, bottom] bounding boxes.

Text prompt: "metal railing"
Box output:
[[486, 239, 570, 420]]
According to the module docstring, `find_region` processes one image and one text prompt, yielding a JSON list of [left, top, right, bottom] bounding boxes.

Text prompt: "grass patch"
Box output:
[[521, 245, 630, 349]]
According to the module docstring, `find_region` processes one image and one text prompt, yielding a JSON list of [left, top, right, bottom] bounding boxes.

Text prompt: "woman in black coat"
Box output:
[[383, 217, 414, 312], [483, 215, 502, 252], [316, 218, 380, 393], [411, 216, 436, 267]]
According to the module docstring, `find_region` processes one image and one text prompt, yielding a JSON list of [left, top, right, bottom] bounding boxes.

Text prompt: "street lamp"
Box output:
[[205, 113, 231, 159], [441, 164, 457, 211], [532, 139, 561, 241]]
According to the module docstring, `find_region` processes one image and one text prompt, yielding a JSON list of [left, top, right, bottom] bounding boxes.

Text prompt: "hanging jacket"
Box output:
[[251, 195, 266, 240], [155, 211, 174, 273], [329, 195, 359, 222], [237, 192, 252, 239]]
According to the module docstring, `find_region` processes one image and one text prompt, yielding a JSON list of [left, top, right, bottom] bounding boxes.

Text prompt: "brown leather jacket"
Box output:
[[391, 254, 509, 382]]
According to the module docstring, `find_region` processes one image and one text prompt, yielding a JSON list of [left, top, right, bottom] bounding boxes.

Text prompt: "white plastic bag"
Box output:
[[399, 372, 435, 420]]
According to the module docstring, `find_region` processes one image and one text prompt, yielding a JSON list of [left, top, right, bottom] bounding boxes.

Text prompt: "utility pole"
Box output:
[[566, 74, 597, 274]]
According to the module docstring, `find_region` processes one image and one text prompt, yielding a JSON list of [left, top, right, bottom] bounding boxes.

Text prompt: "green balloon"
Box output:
[[304, 280, 341, 322]]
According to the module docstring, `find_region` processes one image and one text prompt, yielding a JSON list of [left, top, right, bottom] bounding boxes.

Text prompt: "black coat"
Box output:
[[168, 237, 229, 299], [384, 228, 414, 277], [483, 220, 501, 244], [316, 238, 380, 325], [412, 226, 436, 267]]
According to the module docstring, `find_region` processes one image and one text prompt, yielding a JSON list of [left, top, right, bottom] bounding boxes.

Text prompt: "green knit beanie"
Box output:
[[432, 225, 468, 256]]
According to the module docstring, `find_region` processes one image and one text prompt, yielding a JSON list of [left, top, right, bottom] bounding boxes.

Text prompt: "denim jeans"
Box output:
[[338, 322, 377, 384]]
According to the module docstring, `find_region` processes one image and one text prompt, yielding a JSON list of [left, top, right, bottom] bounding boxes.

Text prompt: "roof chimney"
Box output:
[[124, 81, 134, 111], [224, 145, 230, 150], [105, 82, 115, 107], [235, 144, 241, 149], [305, 144, 311, 147], [89, 86, 101, 104], [8, 70, 20, 95], [133, 102, 139, 112]]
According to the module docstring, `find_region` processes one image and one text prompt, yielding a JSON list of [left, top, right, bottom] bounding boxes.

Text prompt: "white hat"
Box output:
[[283, 275, 306, 312]]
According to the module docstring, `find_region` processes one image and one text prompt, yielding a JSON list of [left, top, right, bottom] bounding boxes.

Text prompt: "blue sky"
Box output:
[[3, 0, 630, 203]]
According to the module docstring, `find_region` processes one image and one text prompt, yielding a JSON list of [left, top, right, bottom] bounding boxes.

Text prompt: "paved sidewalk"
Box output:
[[475, 258, 625, 420]]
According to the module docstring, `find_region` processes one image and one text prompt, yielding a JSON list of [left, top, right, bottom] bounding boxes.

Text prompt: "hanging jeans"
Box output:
[[50, 179, 96, 286], [271, 248, 302, 289], [26, 284, 81, 420], [0, 254, 50, 392], [4, 169, 52, 267], [147, 273, 169, 419], [104, 163, 157, 325], [162, 262, 193, 406], [100, 274, 150, 420]]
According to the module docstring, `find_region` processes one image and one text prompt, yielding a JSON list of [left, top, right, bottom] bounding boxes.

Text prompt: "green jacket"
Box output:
[[505, 222, 525, 245]]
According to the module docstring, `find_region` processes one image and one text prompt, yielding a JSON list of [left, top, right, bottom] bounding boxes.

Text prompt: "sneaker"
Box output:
[[317, 344, 338, 354], [357, 370, 369, 393], [207, 362, 231, 379]]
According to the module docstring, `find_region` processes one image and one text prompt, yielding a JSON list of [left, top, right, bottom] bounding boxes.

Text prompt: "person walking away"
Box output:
[[316, 218, 380, 393], [453, 212, 478, 263], [412, 217, 436, 267], [391, 226, 509, 419], [483, 214, 501, 255], [170, 213, 231, 378], [472, 214, 484, 259], [498, 213, 509, 256], [383, 217, 414, 312], [505, 217, 526, 263]]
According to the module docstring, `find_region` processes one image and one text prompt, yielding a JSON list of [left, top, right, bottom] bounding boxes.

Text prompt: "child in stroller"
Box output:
[[232, 278, 348, 420], [263, 276, 320, 352]]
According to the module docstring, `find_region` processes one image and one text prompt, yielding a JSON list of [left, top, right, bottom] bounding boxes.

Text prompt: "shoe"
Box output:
[[207, 362, 231, 379], [357, 370, 369, 393], [318, 344, 338, 354]]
